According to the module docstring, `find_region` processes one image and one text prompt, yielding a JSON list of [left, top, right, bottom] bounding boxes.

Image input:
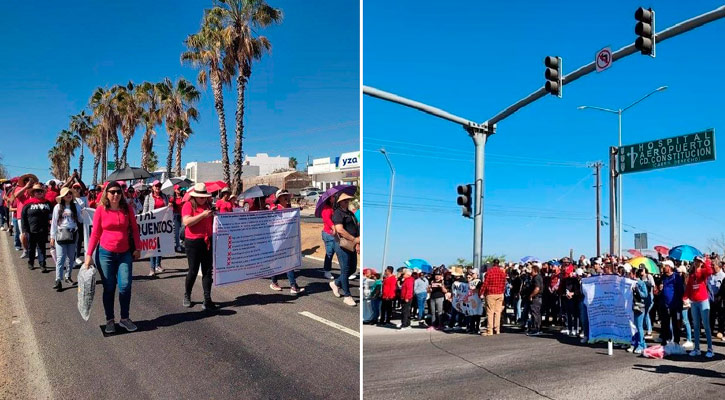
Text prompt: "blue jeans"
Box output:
[[691, 300, 712, 351], [633, 310, 646, 351], [579, 301, 588, 339], [12, 217, 20, 248], [321, 231, 336, 272], [416, 292, 427, 320], [645, 298, 654, 333], [0, 205, 5, 226], [682, 308, 692, 342], [334, 247, 357, 297], [370, 298, 381, 323], [55, 242, 76, 281], [272, 270, 297, 288], [96, 247, 133, 321], [150, 256, 162, 271], [516, 296, 522, 322], [173, 214, 181, 249]]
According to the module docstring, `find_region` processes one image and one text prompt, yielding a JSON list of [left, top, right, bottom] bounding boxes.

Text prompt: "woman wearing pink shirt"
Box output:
[[84, 181, 142, 334], [684, 255, 715, 358]]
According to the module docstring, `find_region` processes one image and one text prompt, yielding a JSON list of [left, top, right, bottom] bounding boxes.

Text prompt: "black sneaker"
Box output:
[[27, 261, 34, 270], [53, 280, 62, 291], [202, 300, 218, 311], [40, 262, 48, 273], [64, 277, 73, 285], [183, 294, 192, 308]]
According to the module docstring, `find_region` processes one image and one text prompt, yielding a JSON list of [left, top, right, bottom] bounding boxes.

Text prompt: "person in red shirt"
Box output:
[[143, 180, 169, 277], [182, 183, 217, 310], [215, 187, 234, 213], [380, 266, 397, 326], [481, 259, 507, 335], [269, 190, 305, 294], [399, 269, 415, 329], [320, 197, 337, 280], [44, 180, 59, 204], [83, 181, 142, 334], [11, 177, 34, 257], [170, 185, 185, 252], [684, 255, 715, 357]]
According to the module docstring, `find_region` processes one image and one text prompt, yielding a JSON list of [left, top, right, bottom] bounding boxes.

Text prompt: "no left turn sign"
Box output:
[[596, 47, 612, 72]]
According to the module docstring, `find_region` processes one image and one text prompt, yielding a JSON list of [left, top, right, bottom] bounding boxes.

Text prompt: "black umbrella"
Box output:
[[107, 166, 152, 181], [242, 185, 278, 199]]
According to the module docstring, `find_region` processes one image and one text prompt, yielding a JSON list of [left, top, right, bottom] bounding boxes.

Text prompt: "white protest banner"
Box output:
[[82, 206, 176, 258], [212, 208, 301, 286], [452, 281, 483, 316], [581, 275, 636, 344]]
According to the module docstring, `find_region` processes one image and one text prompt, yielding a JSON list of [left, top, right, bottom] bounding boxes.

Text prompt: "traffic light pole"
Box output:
[[468, 123, 490, 273]]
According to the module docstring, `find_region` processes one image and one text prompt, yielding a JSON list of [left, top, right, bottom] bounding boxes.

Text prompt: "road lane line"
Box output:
[[298, 311, 359, 338]]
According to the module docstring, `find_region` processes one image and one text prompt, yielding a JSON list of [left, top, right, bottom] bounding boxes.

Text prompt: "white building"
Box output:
[[307, 150, 360, 190], [185, 161, 259, 183], [244, 153, 290, 176]]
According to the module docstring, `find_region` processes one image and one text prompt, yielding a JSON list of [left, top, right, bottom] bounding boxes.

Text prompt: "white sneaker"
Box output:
[[324, 271, 333, 280], [75, 257, 84, 265], [683, 341, 694, 349], [627, 346, 634, 353], [689, 349, 701, 356], [20, 250, 28, 259], [343, 296, 356, 306], [348, 274, 357, 280], [329, 281, 340, 297], [560, 329, 570, 335]]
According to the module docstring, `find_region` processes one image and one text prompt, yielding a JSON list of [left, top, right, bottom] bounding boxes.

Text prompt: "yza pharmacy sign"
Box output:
[[618, 129, 715, 174], [337, 151, 360, 170]]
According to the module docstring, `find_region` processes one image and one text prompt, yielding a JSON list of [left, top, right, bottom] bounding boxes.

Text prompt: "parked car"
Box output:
[[299, 186, 320, 197], [303, 191, 321, 204]]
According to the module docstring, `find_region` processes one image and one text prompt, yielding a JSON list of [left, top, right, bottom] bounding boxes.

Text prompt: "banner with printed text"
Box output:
[[212, 209, 301, 286], [581, 275, 636, 344], [82, 206, 176, 259]]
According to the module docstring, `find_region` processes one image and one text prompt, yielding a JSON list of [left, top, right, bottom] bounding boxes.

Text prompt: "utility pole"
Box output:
[[380, 148, 395, 273], [609, 148, 619, 256], [588, 161, 603, 256]]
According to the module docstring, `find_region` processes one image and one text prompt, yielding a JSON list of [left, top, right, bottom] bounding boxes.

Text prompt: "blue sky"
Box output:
[[0, 0, 359, 180], [363, 1, 725, 270]]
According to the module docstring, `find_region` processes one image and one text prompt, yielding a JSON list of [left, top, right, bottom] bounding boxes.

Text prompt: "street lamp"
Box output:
[[379, 148, 395, 273], [578, 85, 667, 257]]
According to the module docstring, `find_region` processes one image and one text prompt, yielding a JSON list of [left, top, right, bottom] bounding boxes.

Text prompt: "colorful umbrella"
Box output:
[[405, 258, 433, 273], [668, 245, 702, 262], [314, 184, 358, 217], [520, 256, 540, 263], [629, 256, 659, 275], [204, 180, 227, 193], [654, 245, 670, 256]]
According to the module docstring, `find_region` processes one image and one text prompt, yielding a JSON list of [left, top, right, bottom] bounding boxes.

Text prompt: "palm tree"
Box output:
[[182, 7, 235, 185], [48, 146, 65, 180], [175, 120, 193, 176], [85, 124, 103, 185], [288, 157, 297, 170], [214, 0, 282, 194], [89, 87, 121, 181], [115, 81, 143, 169], [55, 129, 81, 179], [157, 77, 200, 178], [69, 110, 93, 180], [138, 81, 163, 171]]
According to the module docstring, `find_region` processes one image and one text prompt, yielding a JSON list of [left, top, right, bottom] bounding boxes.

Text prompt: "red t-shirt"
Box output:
[[321, 204, 334, 235], [182, 201, 213, 239], [45, 189, 59, 204], [216, 199, 234, 213], [152, 194, 166, 210], [13, 187, 29, 219], [684, 265, 714, 303], [171, 196, 183, 214]]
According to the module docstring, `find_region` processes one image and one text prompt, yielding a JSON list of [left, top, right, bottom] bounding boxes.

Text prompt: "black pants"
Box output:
[[184, 238, 213, 300], [380, 299, 394, 324], [468, 315, 481, 333], [529, 297, 542, 333], [659, 304, 681, 343], [27, 232, 47, 266], [400, 299, 412, 327], [711, 300, 724, 333], [75, 222, 84, 257]]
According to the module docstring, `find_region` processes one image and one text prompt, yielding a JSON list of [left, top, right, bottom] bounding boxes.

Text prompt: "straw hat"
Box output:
[[337, 192, 353, 203], [220, 187, 230, 194], [449, 266, 464, 277], [56, 187, 73, 204], [189, 183, 211, 198], [31, 183, 44, 192]]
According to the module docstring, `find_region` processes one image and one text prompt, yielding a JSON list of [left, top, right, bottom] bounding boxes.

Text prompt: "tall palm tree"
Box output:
[[182, 7, 235, 185], [215, 0, 282, 194], [138, 81, 163, 171], [157, 77, 200, 178], [115, 81, 143, 169], [175, 120, 193, 176], [69, 110, 93, 180], [89, 87, 121, 181], [85, 124, 103, 185], [48, 146, 65, 180], [56, 129, 81, 179]]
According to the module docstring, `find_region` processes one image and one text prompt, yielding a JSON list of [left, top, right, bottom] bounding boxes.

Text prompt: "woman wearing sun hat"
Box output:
[[269, 189, 306, 295], [84, 181, 142, 334], [182, 182, 217, 310], [215, 187, 235, 213], [328, 192, 359, 306], [50, 187, 83, 290]]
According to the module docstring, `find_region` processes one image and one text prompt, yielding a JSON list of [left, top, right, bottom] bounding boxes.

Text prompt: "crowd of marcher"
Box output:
[[0, 172, 360, 334], [362, 253, 724, 359]]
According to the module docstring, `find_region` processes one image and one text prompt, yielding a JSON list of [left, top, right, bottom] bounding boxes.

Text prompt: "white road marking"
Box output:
[[299, 311, 359, 338]]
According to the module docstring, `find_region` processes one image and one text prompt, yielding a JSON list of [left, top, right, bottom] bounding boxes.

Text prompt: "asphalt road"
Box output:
[[363, 319, 725, 400], [0, 233, 359, 400]]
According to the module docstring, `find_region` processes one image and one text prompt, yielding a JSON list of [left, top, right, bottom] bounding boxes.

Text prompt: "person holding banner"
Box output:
[[50, 187, 82, 290], [144, 180, 169, 277], [269, 190, 306, 295], [84, 181, 142, 334], [182, 183, 217, 310], [328, 192, 359, 307], [685, 256, 714, 358]]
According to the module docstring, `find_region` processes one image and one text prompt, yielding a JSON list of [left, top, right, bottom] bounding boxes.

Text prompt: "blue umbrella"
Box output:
[[405, 258, 433, 273], [668, 245, 703, 262], [520, 256, 540, 263]]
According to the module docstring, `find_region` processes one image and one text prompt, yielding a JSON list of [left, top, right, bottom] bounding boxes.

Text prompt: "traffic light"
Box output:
[[457, 184, 473, 218], [634, 7, 655, 57], [544, 56, 562, 98]]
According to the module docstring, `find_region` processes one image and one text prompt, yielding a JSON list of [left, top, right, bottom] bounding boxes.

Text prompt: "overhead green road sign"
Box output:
[[618, 129, 715, 174], [107, 161, 116, 171]]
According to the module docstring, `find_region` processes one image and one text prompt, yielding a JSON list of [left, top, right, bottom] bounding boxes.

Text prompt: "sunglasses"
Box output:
[[107, 190, 122, 195]]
